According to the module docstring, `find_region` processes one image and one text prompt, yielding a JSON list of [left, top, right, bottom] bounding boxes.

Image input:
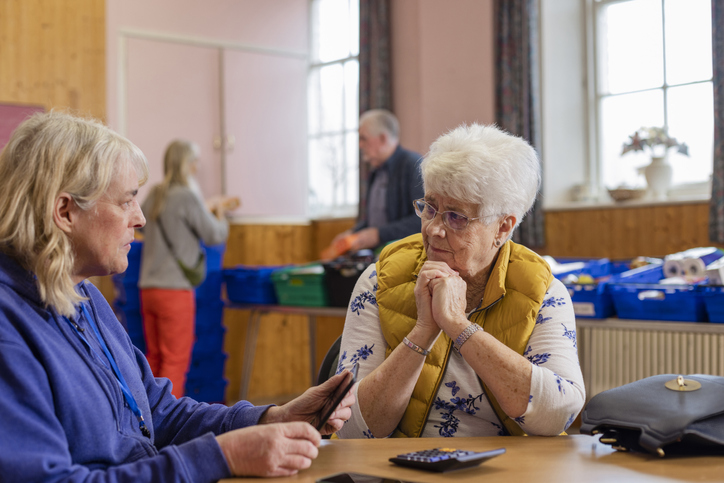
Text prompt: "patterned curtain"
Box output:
[[709, 0, 724, 242], [494, 0, 545, 248], [358, 0, 391, 221]]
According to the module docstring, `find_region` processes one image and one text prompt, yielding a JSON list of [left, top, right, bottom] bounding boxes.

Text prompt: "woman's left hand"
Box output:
[[429, 273, 469, 334], [261, 371, 356, 435]]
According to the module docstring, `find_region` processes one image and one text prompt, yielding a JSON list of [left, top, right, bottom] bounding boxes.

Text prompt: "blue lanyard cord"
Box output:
[[65, 304, 151, 438]]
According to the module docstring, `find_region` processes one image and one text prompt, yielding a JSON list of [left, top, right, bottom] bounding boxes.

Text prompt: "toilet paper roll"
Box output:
[[707, 266, 724, 285], [663, 259, 685, 278], [682, 257, 706, 277]]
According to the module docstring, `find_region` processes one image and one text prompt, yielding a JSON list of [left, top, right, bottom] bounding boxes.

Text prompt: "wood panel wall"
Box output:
[[222, 219, 355, 404], [0, 0, 106, 119], [544, 202, 721, 259]]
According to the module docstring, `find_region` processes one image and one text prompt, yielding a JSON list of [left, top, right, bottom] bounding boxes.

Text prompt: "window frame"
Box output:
[[307, 0, 361, 219]]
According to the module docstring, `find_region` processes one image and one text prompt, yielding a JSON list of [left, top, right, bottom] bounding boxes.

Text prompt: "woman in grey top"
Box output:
[[139, 140, 236, 398]]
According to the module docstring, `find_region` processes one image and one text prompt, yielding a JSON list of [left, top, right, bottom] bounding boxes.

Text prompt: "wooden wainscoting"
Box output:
[[544, 202, 720, 259], [0, 0, 106, 119], [223, 219, 354, 404]]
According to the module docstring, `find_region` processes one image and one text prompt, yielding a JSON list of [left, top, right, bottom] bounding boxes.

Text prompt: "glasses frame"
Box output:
[[413, 198, 492, 231]]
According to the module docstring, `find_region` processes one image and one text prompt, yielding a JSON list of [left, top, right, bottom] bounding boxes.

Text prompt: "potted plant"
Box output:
[[621, 127, 689, 200]]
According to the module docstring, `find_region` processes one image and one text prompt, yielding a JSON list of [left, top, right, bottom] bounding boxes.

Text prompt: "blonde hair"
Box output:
[[148, 139, 199, 221], [0, 110, 148, 317]]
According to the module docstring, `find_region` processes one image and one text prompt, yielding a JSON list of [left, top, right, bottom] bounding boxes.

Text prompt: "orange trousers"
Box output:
[[140, 288, 195, 398]]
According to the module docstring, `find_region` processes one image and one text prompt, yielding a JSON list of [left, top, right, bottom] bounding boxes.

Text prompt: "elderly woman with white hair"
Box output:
[[336, 123, 585, 438]]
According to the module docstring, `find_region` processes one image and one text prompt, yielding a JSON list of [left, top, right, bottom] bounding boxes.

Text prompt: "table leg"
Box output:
[[239, 310, 262, 402], [308, 315, 317, 385]]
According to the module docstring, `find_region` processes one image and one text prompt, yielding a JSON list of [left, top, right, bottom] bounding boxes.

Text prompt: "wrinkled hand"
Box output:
[[262, 371, 356, 435], [414, 261, 457, 334], [350, 227, 379, 251], [330, 230, 352, 249], [429, 272, 468, 334], [216, 422, 320, 477]]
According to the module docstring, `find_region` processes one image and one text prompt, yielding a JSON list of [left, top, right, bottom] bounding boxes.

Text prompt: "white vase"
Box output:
[[644, 156, 672, 201]]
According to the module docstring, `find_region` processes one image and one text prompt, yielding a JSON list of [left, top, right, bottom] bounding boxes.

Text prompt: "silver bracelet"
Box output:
[[402, 336, 430, 356], [453, 323, 483, 354]]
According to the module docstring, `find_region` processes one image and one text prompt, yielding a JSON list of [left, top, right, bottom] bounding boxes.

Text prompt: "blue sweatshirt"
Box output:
[[0, 252, 270, 482]]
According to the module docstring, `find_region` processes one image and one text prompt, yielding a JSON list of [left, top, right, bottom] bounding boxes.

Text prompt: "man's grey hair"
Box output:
[[421, 123, 540, 231], [359, 109, 400, 141]]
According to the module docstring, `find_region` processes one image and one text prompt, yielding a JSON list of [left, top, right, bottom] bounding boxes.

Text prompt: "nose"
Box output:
[[132, 200, 146, 229], [424, 212, 446, 238]]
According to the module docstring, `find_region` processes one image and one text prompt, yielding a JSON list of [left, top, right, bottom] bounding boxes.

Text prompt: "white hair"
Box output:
[[359, 109, 400, 140], [421, 123, 540, 229]]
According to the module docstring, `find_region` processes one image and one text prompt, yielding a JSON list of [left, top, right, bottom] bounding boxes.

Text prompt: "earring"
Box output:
[[494, 239, 501, 247]]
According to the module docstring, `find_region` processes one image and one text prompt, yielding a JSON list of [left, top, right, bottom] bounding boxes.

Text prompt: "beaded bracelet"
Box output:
[[453, 323, 483, 354], [402, 336, 430, 356]]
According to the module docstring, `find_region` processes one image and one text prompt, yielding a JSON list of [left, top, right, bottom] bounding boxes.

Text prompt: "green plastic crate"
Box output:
[[271, 264, 328, 306]]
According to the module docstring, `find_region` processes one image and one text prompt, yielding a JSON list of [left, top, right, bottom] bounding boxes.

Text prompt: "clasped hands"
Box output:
[[413, 260, 470, 342], [216, 370, 355, 477]]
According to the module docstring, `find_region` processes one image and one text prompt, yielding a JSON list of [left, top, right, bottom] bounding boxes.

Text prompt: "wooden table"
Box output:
[[221, 435, 724, 482], [226, 303, 347, 401]]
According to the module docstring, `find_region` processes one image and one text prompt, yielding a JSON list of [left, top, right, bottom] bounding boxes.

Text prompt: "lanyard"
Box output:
[[65, 304, 151, 438]]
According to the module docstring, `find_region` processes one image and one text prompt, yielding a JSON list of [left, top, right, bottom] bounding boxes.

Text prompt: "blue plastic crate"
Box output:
[[698, 286, 724, 323], [608, 264, 707, 322], [192, 325, 226, 358], [185, 378, 227, 403], [195, 244, 226, 303], [552, 258, 631, 319], [224, 265, 283, 305], [196, 301, 224, 330], [187, 352, 227, 381]]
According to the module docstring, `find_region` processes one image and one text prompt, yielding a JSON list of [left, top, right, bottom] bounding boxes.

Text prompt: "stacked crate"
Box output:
[[185, 243, 228, 403], [112, 241, 228, 403]]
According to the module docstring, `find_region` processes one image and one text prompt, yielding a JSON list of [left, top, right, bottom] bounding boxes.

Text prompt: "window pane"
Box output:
[[349, 0, 360, 57], [600, 90, 664, 188], [598, 0, 663, 94], [314, 0, 354, 63], [309, 135, 345, 212], [345, 60, 359, 130], [319, 64, 344, 133], [667, 82, 714, 184], [664, 0, 712, 85], [308, 68, 321, 135], [345, 131, 360, 205]]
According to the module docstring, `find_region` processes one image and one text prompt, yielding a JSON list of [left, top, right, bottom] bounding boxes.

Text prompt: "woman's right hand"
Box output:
[[414, 261, 458, 336]]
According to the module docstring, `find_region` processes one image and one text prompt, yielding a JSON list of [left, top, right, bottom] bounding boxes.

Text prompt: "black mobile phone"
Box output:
[[315, 363, 358, 431], [316, 472, 417, 483]]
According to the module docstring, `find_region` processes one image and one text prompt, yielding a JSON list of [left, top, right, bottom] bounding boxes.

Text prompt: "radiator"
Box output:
[[577, 319, 724, 399]]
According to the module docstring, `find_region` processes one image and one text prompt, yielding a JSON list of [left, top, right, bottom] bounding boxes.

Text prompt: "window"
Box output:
[[307, 0, 360, 218], [594, 0, 713, 192]]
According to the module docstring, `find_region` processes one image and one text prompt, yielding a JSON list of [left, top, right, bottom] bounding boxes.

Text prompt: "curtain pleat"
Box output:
[[358, 0, 392, 218], [494, 0, 545, 248], [709, 0, 724, 242]]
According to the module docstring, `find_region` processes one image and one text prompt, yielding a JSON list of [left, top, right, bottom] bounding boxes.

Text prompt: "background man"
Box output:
[[332, 109, 424, 252]]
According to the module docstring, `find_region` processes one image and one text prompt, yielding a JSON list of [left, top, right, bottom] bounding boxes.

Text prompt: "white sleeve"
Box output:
[[517, 278, 586, 436], [335, 264, 387, 439]]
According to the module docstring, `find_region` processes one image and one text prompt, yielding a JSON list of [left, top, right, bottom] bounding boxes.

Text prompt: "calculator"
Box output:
[[389, 447, 506, 473]]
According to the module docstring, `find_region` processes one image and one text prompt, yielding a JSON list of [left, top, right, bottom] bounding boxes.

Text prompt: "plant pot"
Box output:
[[644, 156, 672, 201]]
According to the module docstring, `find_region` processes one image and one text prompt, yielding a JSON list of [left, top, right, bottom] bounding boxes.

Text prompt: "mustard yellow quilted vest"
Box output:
[[376, 233, 553, 437]]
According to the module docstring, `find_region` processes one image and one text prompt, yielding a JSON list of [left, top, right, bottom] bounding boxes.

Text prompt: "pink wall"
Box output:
[[391, 0, 495, 155], [106, 0, 309, 216]]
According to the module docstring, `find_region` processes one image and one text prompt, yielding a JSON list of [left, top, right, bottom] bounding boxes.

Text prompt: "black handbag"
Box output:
[[580, 374, 724, 457], [156, 218, 206, 287]]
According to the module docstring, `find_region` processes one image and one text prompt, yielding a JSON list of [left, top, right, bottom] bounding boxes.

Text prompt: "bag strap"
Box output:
[[156, 216, 202, 263], [155, 217, 180, 259]]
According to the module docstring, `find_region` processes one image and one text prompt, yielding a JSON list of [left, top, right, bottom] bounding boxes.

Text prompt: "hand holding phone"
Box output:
[[315, 364, 358, 431]]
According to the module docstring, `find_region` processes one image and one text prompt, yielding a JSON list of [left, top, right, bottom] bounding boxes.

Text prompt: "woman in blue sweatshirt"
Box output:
[[0, 111, 354, 482]]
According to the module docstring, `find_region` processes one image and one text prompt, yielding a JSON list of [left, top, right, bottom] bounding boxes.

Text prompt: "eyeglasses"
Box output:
[[413, 198, 488, 231]]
